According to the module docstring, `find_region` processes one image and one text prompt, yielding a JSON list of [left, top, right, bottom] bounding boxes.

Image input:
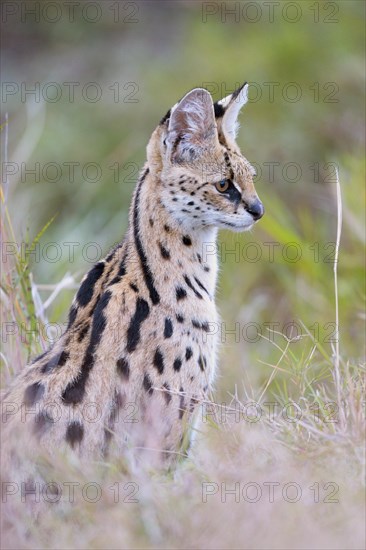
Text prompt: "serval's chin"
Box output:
[[1, 82, 264, 484]]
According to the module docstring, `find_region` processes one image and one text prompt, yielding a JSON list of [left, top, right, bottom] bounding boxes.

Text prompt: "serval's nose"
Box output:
[[247, 198, 264, 221]]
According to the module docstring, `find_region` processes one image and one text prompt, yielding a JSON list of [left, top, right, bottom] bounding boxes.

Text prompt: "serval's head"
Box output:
[[147, 83, 264, 232]]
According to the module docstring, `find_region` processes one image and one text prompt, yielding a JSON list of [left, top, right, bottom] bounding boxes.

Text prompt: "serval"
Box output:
[[1, 83, 264, 486]]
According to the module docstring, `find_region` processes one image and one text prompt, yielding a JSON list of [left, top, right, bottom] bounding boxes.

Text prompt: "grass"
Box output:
[[1, 129, 365, 548]]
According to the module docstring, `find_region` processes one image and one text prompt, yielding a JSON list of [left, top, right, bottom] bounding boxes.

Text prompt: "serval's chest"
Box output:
[[103, 234, 220, 398]]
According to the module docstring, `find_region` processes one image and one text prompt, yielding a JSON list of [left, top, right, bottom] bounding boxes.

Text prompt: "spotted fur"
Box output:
[[1, 83, 263, 478]]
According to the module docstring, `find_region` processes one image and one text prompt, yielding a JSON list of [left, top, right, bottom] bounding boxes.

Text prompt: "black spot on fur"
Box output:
[[67, 305, 78, 329], [65, 421, 84, 448], [143, 373, 153, 395], [159, 243, 171, 260], [214, 102, 225, 118], [62, 290, 112, 405], [109, 254, 127, 286], [176, 287, 187, 301], [189, 396, 199, 413], [133, 169, 160, 305], [126, 298, 150, 353], [116, 357, 130, 380], [116, 257, 127, 277], [176, 314, 185, 323], [164, 224, 171, 232], [185, 347, 193, 361], [198, 355, 205, 371], [173, 358, 182, 372], [153, 348, 164, 374], [164, 318, 173, 339], [41, 350, 70, 374], [194, 277, 209, 295], [76, 262, 105, 307], [61, 379, 84, 407], [182, 235, 192, 246], [223, 152, 235, 180], [129, 282, 139, 293], [192, 319, 210, 332], [184, 275, 203, 299], [77, 325, 89, 342], [23, 382, 45, 407], [105, 248, 117, 263]]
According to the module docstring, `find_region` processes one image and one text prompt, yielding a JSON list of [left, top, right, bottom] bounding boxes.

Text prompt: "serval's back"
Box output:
[[2, 83, 264, 483]]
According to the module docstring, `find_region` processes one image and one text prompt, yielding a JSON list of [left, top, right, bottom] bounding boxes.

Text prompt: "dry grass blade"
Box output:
[[333, 167, 345, 430]]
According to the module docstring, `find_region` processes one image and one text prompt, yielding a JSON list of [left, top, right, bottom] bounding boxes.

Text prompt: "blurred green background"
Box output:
[[2, 0, 365, 399]]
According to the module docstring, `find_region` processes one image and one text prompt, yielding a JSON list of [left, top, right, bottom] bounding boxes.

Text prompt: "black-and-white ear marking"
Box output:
[[166, 88, 217, 163], [214, 82, 249, 140]]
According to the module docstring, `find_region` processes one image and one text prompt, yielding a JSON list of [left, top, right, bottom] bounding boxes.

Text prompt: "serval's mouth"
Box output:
[[220, 220, 255, 232]]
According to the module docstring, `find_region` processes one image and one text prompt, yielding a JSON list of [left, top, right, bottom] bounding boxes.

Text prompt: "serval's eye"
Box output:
[[215, 179, 230, 193]]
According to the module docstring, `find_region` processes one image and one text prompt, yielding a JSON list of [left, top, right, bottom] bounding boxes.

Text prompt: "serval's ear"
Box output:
[[214, 82, 249, 140], [166, 88, 218, 163]]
